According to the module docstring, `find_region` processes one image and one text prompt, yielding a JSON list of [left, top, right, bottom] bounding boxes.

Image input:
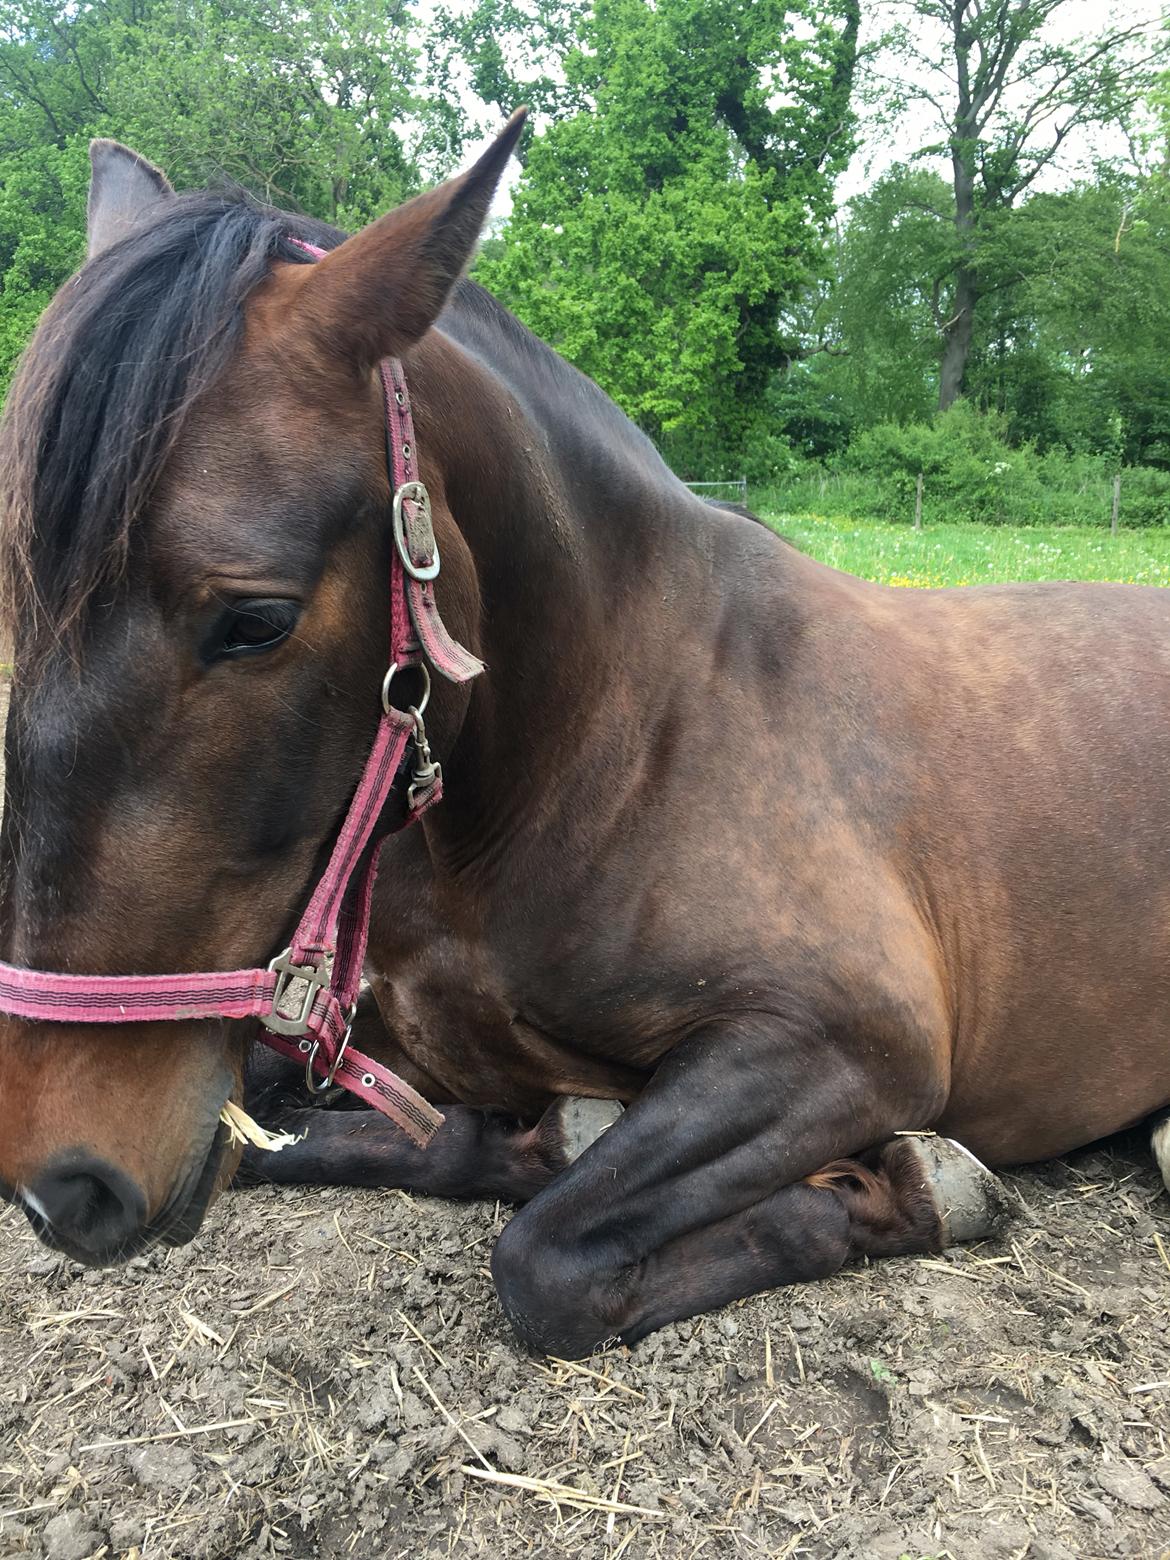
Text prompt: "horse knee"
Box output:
[[491, 1207, 628, 1358]]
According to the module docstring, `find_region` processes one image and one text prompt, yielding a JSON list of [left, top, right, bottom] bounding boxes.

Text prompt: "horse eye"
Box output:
[[212, 598, 301, 660]]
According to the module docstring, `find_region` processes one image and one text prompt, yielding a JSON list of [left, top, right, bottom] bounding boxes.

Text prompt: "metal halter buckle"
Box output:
[[392, 481, 440, 581], [262, 948, 333, 1036]]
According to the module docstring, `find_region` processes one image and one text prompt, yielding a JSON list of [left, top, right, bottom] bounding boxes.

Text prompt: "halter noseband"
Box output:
[[0, 241, 483, 1149]]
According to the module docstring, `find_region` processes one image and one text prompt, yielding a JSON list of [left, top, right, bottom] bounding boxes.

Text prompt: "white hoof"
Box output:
[[900, 1133, 1018, 1245], [1152, 1111, 1170, 1196], [550, 1097, 624, 1164]]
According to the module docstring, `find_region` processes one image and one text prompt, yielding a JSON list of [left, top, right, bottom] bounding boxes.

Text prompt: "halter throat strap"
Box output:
[[0, 243, 484, 1149]]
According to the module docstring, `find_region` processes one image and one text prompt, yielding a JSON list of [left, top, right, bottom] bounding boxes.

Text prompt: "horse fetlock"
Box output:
[[897, 1133, 1018, 1246]]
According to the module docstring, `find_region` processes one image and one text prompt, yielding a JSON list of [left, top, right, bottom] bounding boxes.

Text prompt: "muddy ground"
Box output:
[[1, 1131, 1168, 1560]]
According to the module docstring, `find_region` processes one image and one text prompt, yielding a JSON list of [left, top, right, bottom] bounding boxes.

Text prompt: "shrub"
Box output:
[[752, 402, 1170, 527]]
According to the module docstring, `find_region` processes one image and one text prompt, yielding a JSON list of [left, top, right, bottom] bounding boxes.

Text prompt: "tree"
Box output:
[[1009, 176, 1170, 464], [0, 0, 443, 394], [425, 0, 588, 165], [0, 0, 428, 217], [881, 0, 1169, 410], [796, 160, 1170, 466], [818, 166, 954, 426], [478, 0, 861, 474]]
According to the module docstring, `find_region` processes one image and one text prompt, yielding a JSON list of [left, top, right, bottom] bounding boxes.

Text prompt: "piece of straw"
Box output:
[[218, 1099, 302, 1153]]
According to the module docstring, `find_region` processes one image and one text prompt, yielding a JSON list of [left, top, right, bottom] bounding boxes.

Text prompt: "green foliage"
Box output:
[[479, 0, 860, 471], [107, 0, 422, 224], [802, 165, 955, 430], [427, 0, 587, 161], [883, 0, 1168, 410], [0, 0, 426, 215], [1, 0, 1167, 532], [1001, 178, 1170, 467], [797, 163, 1170, 474], [0, 0, 435, 394], [0, 142, 88, 399], [758, 403, 1170, 528], [844, 406, 1055, 525]]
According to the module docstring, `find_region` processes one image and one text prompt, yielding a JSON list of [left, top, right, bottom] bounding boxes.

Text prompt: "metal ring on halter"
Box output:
[[304, 1004, 357, 1094], [381, 660, 431, 719]]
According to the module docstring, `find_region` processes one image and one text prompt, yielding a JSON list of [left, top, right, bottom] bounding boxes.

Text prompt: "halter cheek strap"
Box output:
[[0, 242, 484, 1150]]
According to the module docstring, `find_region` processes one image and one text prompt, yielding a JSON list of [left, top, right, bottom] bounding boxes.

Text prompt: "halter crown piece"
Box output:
[[0, 240, 485, 1148]]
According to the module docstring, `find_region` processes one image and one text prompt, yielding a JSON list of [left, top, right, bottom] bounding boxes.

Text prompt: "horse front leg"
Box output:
[[614, 1134, 1016, 1344], [236, 1096, 623, 1203], [489, 1017, 1009, 1356], [236, 988, 624, 1201], [236, 1004, 622, 1205]]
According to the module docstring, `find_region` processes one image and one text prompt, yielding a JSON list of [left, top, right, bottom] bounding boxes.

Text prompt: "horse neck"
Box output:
[[409, 308, 697, 866]]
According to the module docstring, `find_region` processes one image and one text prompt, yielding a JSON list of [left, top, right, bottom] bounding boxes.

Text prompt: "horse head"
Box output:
[[0, 114, 525, 1264]]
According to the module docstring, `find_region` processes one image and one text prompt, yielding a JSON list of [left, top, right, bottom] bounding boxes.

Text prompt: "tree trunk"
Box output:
[[938, 264, 978, 411], [939, 4, 979, 413]]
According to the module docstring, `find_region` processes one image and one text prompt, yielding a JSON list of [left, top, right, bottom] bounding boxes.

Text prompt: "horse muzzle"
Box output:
[[7, 1119, 229, 1267]]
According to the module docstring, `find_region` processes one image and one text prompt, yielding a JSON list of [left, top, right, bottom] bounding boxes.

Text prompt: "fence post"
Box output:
[[914, 472, 924, 533], [1111, 473, 1121, 536]]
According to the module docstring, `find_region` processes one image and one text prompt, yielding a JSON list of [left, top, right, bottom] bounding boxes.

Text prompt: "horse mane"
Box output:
[[0, 190, 337, 666]]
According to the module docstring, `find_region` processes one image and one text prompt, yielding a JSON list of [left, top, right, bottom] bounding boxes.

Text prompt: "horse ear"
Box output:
[[87, 140, 174, 259], [298, 109, 527, 366]]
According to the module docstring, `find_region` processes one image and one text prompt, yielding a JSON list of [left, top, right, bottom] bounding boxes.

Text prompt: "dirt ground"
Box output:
[[1, 1130, 1168, 1560]]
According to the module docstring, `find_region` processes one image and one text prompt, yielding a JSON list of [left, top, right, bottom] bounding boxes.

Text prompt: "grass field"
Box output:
[[761, 512, 1170, 587]]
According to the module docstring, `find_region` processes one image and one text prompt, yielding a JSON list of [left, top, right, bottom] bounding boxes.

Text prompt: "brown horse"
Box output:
[[1, 118, 1168, 1358]]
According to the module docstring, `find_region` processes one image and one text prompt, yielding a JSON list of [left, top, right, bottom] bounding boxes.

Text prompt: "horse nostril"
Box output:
[[22, 1154, 148, 1261]]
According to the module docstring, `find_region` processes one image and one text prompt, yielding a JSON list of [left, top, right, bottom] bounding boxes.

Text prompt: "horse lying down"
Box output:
[[0, 118, 1167, 1359]]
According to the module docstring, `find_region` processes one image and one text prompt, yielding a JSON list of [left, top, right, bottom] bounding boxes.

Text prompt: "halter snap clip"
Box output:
[[305, 1001, 358, 1093]]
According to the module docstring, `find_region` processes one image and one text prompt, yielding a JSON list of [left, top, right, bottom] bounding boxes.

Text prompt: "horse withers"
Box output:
[[0, 118, 1167, 1357]]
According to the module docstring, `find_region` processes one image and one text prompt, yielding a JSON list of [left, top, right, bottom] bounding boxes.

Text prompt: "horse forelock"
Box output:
[[0, 190, 341, 671]]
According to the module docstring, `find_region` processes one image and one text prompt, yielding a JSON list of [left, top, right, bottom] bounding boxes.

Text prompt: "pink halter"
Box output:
[[0, 242, 483, 1148]]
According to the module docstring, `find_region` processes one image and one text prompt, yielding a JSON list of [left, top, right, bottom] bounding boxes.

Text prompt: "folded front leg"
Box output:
[[489, 1015, 952, 1356], [615, 1135, 1015, 1345]]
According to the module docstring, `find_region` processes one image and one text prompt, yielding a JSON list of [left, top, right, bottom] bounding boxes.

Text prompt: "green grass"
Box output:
[[760, 513, 1170, 588]]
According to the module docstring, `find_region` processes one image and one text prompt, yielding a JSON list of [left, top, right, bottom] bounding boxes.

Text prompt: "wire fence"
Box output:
[[685, 478, 749, 506]]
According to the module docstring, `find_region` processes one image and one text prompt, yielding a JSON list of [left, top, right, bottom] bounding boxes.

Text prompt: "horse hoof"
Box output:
[[901, 1133, 1018, 1245], [1152, 1110, 1170, 1195], [548, 1097, 624, 1165]]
